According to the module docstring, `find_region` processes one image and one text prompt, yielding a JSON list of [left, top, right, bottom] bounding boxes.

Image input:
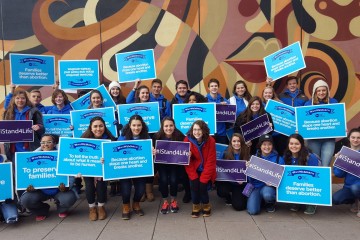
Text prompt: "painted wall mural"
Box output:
[[0, 0, 359, 129]]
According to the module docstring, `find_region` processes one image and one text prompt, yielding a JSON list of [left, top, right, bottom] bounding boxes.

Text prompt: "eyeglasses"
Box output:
[[40, 141, 53, 145]]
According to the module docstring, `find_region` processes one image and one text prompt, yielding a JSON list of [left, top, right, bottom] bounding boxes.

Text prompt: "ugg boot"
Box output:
[[132, 202, 144, 216], [191, 204, 202, 218], [122, 203, 131, 220], [89, 207, 97, 221], [98, 206, 107, 220], [145, 183, 155, 202], [202, 203, 211, 217]]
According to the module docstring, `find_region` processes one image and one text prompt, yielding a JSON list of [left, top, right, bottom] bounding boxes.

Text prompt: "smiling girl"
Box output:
[[305, 79, 338, 167]]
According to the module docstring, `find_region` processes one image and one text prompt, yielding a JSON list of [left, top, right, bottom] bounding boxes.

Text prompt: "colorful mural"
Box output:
[[1, 0, 359, 129]]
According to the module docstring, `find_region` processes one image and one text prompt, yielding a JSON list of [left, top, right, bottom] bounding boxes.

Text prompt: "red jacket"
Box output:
[[184, 136, 216, 184]]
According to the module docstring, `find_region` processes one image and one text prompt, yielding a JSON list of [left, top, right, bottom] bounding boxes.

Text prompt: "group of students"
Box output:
[[0, 75, 359, 224]]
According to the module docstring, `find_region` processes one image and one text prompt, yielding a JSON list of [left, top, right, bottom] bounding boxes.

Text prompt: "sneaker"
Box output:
[[304, 205, 317, 215], [58, 212, 68, 218], [290, 204, 300, 212], [170, 200, 179, 213], [266, 205, 276, 213], [160, 201, 170, 214], [35, 215, 46, 222]]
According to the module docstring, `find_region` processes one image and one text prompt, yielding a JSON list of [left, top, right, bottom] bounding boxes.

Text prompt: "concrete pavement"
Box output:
[[1, 184, 359, 240]]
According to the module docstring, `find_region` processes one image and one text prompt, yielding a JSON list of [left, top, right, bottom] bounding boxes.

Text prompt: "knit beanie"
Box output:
[[312, 79, 329, 104], [109, 81, 121, 90]]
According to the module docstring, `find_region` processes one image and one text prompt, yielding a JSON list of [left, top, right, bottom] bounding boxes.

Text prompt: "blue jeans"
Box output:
[[190, 178, 209, 204], [157, 164, 179, 198], [247, 186, 276, 215], [306, 138, 335, 166], [21, 190, 77, 216], [120, 178, 146, 204], [333, 181, 360, 205]]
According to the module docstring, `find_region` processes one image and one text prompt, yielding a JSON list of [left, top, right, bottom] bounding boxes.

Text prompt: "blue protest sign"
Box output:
[[15, 151, 69, 190], [263, 41, 306, 81], [57, 137, 110, 177], [102, 140, 154, 180], [172, 103, 217, 135], [265, 100, 296, 136], [245, 156, 285, 187], [333, 146, 360, 178], [295, 103, 346, 139], [59, 60, 99, 90], [240, 114, 272, 142], [154, 140, 190, 165], [216, 143, 228, 160], [0, 120, 34, 142], [43, 114, 73, 137], [216, 160, 247, 182], [117, 102, 160, 133], [0, 163, 13, 202], [116, 49, 156, 83], [71, 107, 118, 138], [10, 53, 55, 86], [277, 166, 332, 206], [216, 104, 236, 122], [70, 84, 116, 110]]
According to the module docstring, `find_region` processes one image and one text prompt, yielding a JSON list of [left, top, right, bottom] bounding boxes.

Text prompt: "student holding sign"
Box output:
[[46, 89, 73, 114], [247, 134, 284, 215], [80, 117, 117, 221], [3, 90, 45, 162], [107, 81, 125, 197], [153, 117, 185, 214], [118, 115, 151, 220], [20, 134, 77, 221], [216, 133, 249, 211], [283, 134, 320, 214], [125, 83, 156, 201], [229, 80, 252, 117], [205, 78, 230, 144], [262, 85, 281, 106], [234, 96, 273, 155], [333, 128, 360, 217], [184, 120, 216, 218], [305, 79, 338, 167]]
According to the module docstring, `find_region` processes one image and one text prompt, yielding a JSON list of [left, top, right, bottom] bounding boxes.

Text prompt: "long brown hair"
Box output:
[[81, 116, 116, 140], [52, 89, 70, 105], [232, 80, 252, 101], [3, 90, 32, 120], [223, 133, 250, 161], [238, 96, 266, 123], [187, 120, 210, 142]]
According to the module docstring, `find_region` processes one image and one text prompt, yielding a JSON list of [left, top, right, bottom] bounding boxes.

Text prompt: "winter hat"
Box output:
[[312, 79, 329, 104], [258, 134, 273, 145], [109, 81, 121, 90]]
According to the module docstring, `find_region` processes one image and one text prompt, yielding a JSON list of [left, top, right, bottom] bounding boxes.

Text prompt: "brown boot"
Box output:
[[132, 202, 144, 216], [98, 206, 107, 220], [202, 203, 211, 217], [191, 204, 202, 218], [89, 207, 97, 221], [122, 203, 131, 220], [146, 183, 155, 202]]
